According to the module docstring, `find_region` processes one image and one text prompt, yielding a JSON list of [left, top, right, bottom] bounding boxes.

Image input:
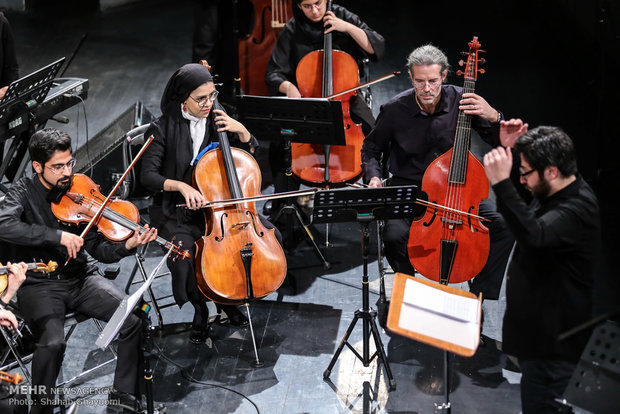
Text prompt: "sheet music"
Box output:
[[96, 248, 172, 350], [402, 278, 478, 323]]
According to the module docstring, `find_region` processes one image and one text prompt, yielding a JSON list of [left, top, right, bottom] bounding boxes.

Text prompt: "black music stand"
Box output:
[[313, 185, 424, 390], [0, 57, 66, 183], [561, 318, 620, 414], [238, 95, 346, 267]]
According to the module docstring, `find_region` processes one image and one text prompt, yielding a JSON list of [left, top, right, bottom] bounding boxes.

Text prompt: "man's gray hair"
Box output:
[[406, 44, 450, 75]]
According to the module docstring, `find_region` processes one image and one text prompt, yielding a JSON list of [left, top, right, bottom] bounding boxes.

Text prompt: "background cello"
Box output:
[[293, 0, 364, 186], [238, 0, 292, 96], [407, 37, 490, 285]]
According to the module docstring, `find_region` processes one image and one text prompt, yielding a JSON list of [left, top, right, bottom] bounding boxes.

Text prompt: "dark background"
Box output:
[[4, 0, 619, 314]]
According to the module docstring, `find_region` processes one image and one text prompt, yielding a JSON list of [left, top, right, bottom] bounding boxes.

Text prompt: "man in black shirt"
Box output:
[[0, 128, 157, 413], [361, 44, 515, 300], [483, 125, 600, 413]]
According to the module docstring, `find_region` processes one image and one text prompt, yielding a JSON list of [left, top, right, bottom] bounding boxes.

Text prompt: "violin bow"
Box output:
[[176, 188, 318, 209], [325, 71, 400, 100], [66, 135, 155, 264], [346, 182, 490, 222]]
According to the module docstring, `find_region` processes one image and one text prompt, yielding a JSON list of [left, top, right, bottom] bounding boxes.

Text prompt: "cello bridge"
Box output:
[[441, 218, 463, 229], [232, 221, 250, 230]]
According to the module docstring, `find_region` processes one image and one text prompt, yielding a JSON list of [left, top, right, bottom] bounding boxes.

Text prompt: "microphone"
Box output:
[[51, 115, 70, 124]]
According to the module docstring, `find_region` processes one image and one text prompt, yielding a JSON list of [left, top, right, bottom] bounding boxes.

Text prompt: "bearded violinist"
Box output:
[[0, 128, 157, 413], [361, 44, 521, 305], [140, 63, 281, 344], [264, 0, 385, 214]]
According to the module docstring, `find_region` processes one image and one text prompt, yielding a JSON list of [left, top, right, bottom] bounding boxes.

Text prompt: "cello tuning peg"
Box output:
[[456, 70, 463, 76], [478, 58, 486, 64], [478, 49, 487, 53], [460, 51, 468, 56], [478, 69, 486, 74], [458, 59, 465, 66]]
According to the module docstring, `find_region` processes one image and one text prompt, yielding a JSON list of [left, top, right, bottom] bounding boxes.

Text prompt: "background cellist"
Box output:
[[140, 63, 281, 344], [263, 0, 385, 215], [0, 128, 157, 413], [361, 44, 522, 309]]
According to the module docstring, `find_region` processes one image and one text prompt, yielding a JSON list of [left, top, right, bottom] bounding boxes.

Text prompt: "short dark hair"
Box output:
[[28, 128, 72, 165], [514, 126, 578, 177]]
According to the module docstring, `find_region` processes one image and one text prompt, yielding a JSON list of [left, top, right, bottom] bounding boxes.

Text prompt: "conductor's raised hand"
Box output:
[[500, 118, 529, 149], [483, 146, 513, 185]]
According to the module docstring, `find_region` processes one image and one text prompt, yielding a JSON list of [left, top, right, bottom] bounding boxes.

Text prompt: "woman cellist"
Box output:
[[140, 63, 281, 344], [264, 0, 385, 215]]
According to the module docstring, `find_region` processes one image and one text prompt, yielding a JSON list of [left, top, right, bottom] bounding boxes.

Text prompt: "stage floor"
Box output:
[[2, 0, 611, 412]]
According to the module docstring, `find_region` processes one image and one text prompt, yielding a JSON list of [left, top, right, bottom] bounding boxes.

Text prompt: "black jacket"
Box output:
[[0, 175, 132, 278], [496, 175, 601, 361]]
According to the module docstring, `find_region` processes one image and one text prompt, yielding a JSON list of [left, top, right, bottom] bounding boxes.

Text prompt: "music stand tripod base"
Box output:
[[313, 185, 422, 391], [270, 198, 330, 269]]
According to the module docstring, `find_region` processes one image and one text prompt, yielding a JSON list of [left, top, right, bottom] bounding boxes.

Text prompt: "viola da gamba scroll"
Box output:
[[407, 36, 490, 285]]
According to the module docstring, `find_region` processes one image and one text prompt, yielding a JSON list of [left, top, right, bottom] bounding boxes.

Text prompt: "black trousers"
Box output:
[[383, 197, 514, 300], [519, 358, 576, 414], [16, 275, 142, 414], [154, 209, 282, 309]]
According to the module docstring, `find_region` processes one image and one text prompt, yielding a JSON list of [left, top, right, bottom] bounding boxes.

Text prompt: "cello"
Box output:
[[193, 97, 287, 305], [238, 0, 292, 96], [293, 0, 364, 186], [407, 37, 490, 285]]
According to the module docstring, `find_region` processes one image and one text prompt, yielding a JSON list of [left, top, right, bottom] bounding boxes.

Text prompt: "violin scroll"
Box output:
[[0, 260, 58, 294]]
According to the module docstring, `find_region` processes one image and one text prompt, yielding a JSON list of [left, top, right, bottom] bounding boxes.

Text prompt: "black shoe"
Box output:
[[108, 388, 140, 412], [190, 325, 210, 344], [219, 305, 249, 327], [262, 200, 272, 216]]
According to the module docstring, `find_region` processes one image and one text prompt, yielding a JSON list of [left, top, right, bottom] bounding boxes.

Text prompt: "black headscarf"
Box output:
[[292, 0, 327, 43], [160, 63, 213, 115]]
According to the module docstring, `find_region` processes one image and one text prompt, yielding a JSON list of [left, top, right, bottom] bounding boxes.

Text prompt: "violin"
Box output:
[[51, 174, 190, 260], [0, 371, 22, 385], [193, 92, 287, 304], [407, 37, 490, 285], [239, 0, 292, 96], [0, 261, 58, 294], [293, 0, 364, 186]]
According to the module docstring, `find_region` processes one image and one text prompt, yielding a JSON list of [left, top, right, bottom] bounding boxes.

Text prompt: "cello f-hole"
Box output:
[[216, 213, 229, 242], [246, 211, 265, 237], [423, 207, 438, 227], [467, 206, 478, 233]]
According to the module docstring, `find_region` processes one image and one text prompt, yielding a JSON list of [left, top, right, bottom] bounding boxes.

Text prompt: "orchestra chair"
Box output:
[[0, 301, 117, 387], [119, 123, 175, 329]]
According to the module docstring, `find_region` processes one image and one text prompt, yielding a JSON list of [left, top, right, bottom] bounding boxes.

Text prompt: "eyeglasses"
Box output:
[[189, 90, 219, 107], [300, 0, 324, 11], [46, 158, 76, 174], [412, 79, 442, 90], [519, 168, 536, 179]]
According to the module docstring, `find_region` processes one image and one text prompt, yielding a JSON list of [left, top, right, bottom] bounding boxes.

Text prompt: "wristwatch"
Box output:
[[497, 111, 504, 123]]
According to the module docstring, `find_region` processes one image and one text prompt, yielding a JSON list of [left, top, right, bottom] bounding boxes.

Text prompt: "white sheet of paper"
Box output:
[[398, 278, 480, 350]]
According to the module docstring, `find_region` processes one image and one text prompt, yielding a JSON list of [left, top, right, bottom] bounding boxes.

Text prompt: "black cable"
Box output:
[[152, 340, 261, 414], [73, 94, 92, 177]]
